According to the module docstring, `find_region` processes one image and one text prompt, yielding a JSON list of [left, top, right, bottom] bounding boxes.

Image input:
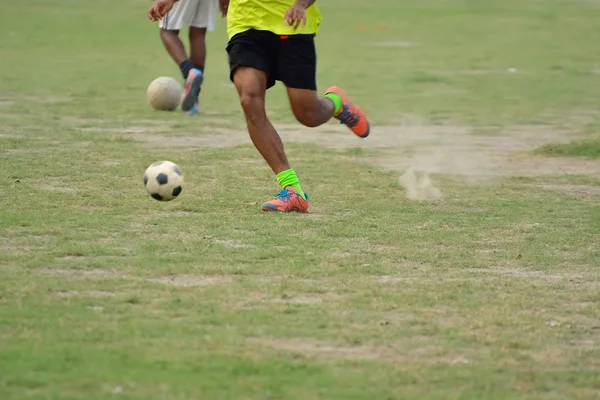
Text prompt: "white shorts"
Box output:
[[159, 0, 218, 31]]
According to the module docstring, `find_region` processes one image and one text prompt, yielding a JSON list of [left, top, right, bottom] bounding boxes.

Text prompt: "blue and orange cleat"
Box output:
[[262, 187, 309, 213], [181, 68, 204, 112], [325, 86, 370, 138]]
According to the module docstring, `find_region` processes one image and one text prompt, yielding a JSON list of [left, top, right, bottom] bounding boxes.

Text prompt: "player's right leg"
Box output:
[[159, 3, 194, 82], [181, 0, 217, 113], [232, 67, 309, 213], [159, 0, 203, 113], [228, 31, 309, 212]]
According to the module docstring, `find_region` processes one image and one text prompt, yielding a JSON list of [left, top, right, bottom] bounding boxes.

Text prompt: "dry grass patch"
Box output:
[[147, 275, 232, 287]]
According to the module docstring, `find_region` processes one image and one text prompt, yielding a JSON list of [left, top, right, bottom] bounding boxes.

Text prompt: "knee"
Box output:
[[240, 92, 266, 125], [160, 28, 178, 38], [189, 27, 207, 38], [294, 107, 320, 128], [189, 28, 206, 43]]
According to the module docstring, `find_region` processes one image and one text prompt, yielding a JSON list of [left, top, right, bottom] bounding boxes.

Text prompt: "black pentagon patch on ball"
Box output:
[[156, 173, 168, 185], [173, 166, 182, 176], [151, 193, 163, 201], [143, 174, 148, 185], [172, 186, 182, 197], [151, 161, 164, 167]]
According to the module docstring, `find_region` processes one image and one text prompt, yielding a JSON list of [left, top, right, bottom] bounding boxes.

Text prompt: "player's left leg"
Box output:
[[181, 26, 207, 115], [159, 29, 189, 72], [286, 88, 335, 127], [188, 0, 217, 68], [189, 27, 207, 74], [287, 87, 370, 138], [280, 34, 370, 138]]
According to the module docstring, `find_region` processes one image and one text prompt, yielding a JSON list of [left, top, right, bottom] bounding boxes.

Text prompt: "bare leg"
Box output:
[[286, 87, 335, 128], [233, 67, 290, 175], [159, 29, 188, 65], [188, 27, 207, 70]]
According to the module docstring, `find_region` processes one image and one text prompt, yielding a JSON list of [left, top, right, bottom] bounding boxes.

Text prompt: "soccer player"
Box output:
[[148, 0, 370, 212], [153, 0, 218, 114]]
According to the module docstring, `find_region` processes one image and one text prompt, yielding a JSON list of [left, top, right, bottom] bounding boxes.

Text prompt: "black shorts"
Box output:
[[226, 29, 317, 90]]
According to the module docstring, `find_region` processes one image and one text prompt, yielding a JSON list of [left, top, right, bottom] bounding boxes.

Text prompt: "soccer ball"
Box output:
[[146, 77, 182, 111], [144, 161, 183, 201]]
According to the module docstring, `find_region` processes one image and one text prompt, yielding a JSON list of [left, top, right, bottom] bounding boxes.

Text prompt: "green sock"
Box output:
[[276, 169, 306, 200], [325, 92, 343, 115]]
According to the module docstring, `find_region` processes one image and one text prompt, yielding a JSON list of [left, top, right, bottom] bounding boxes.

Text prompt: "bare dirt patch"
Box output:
[[37, 268, 233, 288], [54, 290, 115, 297], [102, 160, 122, 166], [248, 337, 383, 361], [130, 128, 249, 149], [466, 267, 566, 279], [232, 291, 338, 308], [356, 123, 589, 178], [0, 133, 24, 139], [148, 275, 232, 287], [123, 117, 600, 202], [80, 126, 167, 134], [64, 116, 178, 136], [36, 184, 77, 193], [36, 267, 124, 280], [282, 121, 600, 200], [273, 297, 324, 304], [248, 337, 471, 365], [1, 234, 58, 254], [1, 95, 72, 104], [129, 120, 600, 178], [6, 148, 47, 155], [200, 236, 256, 249], [167, 211, 201, 216], [213, 239, 256, 249], [528, 183, 600, 195], [272, 292, 342, 305], [32, 177, 81, 194], [463, 267, 593, 283]]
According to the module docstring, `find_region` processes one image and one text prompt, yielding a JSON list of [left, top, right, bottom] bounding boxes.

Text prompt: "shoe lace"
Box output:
[[275, 188, 292, 201], [338, 105, 359, 128]]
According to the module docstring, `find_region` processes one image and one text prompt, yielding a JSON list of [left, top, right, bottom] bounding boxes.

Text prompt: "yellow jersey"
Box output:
[[226, 0, 322, 39]]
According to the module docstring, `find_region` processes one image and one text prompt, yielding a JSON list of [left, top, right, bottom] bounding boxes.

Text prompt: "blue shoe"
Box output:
[[188, 104, 199, 115], [181, 68, 203, 112]]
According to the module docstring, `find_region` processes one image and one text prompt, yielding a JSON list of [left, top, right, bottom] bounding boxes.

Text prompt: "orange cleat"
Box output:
[[262, 187, 309, 213], [181, 68, 204, 112], [325, 86, 370, 138]]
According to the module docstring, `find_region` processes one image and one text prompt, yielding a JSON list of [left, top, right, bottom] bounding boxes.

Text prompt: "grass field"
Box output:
[[537, 139, 600, 159], [2, 0, 600, 399]]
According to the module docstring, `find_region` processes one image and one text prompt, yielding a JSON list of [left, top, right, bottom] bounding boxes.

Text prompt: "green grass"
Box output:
[[2, 0, 600, 399], [537, 139, 600, 159]]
